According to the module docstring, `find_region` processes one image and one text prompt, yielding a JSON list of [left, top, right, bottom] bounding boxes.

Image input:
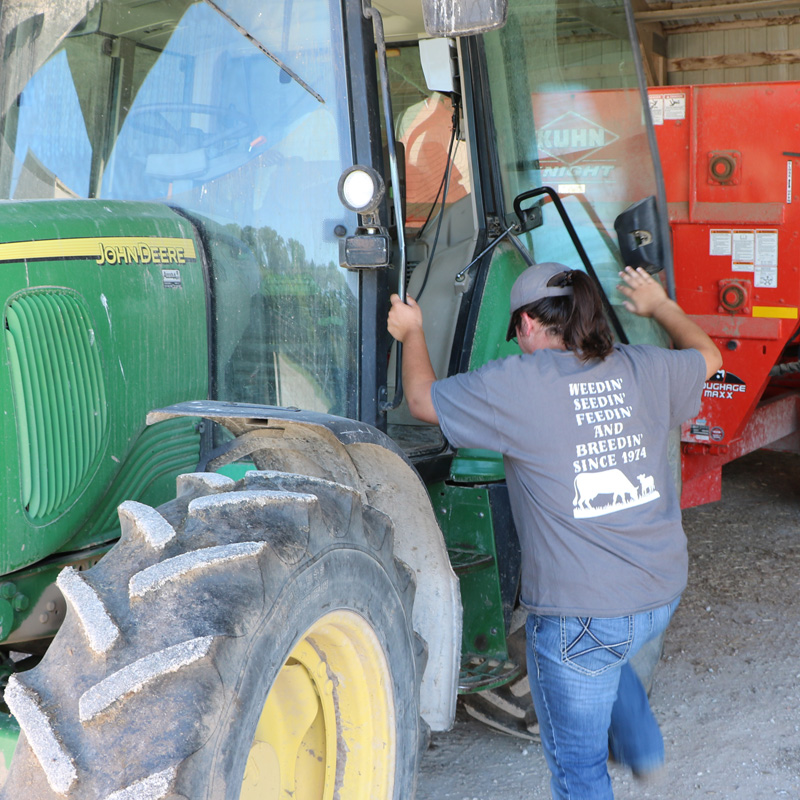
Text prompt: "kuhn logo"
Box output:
[[536, 112, 619, 166]]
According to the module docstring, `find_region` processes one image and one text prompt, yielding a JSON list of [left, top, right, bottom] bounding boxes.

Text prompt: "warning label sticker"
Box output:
[[709, 229, 779, 277], [755, 266, 778, 288], [649, 93, 686, 125], [732, 231, 755, 268], [755, 230, 778, 267], [708, 228, 778, 278], [710, 230, 732, 256]]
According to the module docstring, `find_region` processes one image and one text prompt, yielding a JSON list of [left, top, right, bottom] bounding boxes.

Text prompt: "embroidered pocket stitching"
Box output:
[[560, 616, 633, 676]]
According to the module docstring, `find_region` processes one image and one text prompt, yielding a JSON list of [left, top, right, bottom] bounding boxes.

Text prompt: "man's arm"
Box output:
[[387, 294, 439, 424], [617, 266, 723, 379]]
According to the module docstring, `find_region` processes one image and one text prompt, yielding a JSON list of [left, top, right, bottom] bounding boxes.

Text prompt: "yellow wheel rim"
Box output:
[[241, 610, 396, 800]]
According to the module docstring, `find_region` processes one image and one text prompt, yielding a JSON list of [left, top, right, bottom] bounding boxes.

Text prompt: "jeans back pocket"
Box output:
[[561, 616, 633, 676]]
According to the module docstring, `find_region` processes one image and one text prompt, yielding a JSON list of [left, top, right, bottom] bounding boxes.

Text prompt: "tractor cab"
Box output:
[[0, 0, 669, 435]]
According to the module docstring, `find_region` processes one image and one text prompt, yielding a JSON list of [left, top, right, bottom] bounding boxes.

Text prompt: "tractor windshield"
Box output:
[[483, 0, 668, 344], [0, 0, 360, 416]]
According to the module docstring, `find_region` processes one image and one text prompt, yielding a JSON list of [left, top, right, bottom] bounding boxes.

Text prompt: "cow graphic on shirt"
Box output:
[[637, 473, 655, 495], [573, 468, 659, 519]]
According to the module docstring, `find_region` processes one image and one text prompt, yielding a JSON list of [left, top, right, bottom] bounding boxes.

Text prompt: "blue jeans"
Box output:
[[526, 598, 679, 800]]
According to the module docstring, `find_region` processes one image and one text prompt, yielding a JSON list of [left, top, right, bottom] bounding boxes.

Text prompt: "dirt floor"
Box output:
[[417, 448, 800, 800]]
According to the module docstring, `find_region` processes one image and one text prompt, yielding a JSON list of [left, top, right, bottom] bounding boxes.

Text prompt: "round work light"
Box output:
[[338, 166, 385, 215]]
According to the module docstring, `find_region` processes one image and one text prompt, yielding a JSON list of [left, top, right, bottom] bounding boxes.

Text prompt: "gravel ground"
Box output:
[[417, 448, 800, 800]]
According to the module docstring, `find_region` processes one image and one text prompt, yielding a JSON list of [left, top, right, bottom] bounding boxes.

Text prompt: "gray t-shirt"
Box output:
[[431, 344, 707, 617]]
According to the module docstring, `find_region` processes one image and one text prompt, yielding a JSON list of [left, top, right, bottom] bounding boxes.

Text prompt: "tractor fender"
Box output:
[[146, 400, 461, 732]]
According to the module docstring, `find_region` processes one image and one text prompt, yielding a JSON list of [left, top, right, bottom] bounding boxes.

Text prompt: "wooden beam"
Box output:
[[665, 14, 800, 34], [557, 33, 624, 43], [632, 0, 667, 85], [636, 0, 800, 23], [669, 47, 800, 72], [559, 3, 629, 39], [559, 63, 637, 80]]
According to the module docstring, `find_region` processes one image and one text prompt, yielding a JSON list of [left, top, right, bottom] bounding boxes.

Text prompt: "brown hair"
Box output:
[[510, 270, 614, 362]]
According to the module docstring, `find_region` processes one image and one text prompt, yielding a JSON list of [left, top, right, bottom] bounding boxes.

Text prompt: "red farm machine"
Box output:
[[648, 82, 800, 508], [530, 80, 800, 509]]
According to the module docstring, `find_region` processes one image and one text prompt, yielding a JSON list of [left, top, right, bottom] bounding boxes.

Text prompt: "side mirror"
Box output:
[[614, 196, 665, 274], [422, 0, 508, 37]]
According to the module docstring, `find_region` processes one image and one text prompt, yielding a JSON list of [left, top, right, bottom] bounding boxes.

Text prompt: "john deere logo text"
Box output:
[[537, 112, 619, 166], [96, 239, 195, 266], [0, 235, 197, 265]]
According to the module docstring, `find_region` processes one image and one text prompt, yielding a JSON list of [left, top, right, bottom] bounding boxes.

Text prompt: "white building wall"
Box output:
[[668, 21, 800, 86]]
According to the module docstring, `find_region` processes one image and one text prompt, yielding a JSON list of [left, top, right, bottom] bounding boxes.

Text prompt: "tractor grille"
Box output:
[[5, 290, 108, 520]]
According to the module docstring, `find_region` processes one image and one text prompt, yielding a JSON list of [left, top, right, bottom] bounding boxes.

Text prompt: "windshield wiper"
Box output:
[[202, 0, 325, 103]]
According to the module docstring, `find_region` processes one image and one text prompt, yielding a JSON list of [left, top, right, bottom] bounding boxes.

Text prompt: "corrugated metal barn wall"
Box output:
[[668, 19, 800, 85]]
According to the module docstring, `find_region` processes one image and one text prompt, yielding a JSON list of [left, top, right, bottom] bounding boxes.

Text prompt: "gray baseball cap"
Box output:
[[506, 262, 574, 340]]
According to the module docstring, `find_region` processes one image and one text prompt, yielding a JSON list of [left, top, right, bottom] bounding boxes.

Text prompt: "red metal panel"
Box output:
[[681, 393, 800, 508], [649, 84, 800, 507]]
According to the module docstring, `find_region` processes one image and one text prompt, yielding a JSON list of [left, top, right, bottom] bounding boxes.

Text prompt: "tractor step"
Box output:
[[447, 545, 494, 576], [458, 654, 524, 693]]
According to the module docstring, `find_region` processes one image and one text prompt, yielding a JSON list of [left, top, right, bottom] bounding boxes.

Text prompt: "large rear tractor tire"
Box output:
[[460, 624, 540, 741], [1, 471, 425, 800]]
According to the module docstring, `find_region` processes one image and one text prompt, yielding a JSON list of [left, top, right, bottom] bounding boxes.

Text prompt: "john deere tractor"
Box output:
[[0, 0, 672, 797]]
